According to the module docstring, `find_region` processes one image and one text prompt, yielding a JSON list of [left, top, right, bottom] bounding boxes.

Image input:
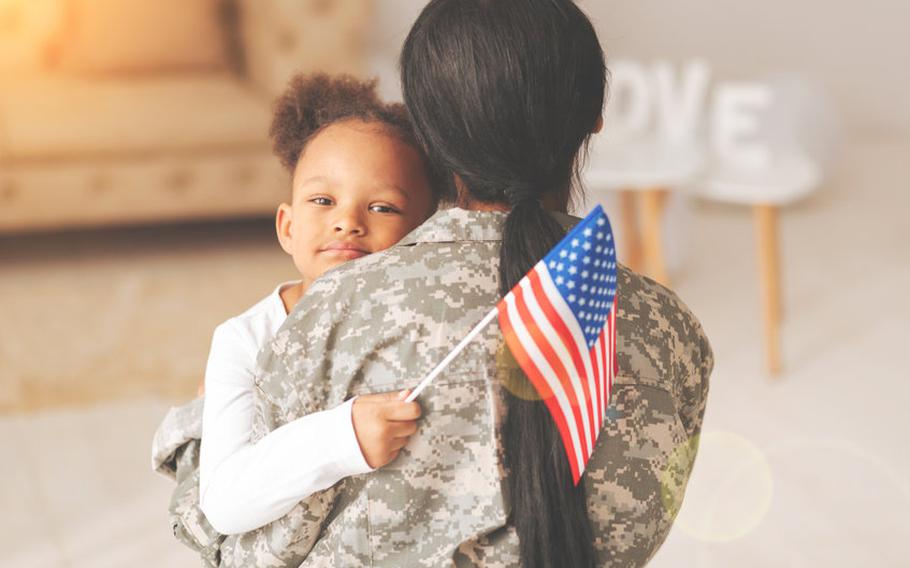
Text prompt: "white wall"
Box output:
[[580, 0, 909, 140], [367, 0, 427, 101]]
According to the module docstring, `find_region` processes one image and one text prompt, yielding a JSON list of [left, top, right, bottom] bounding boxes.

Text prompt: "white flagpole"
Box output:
[[404, 307, 498, 402]]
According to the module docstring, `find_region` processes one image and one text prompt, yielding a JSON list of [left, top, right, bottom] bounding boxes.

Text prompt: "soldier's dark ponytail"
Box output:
[[401, 1, 607, 566]]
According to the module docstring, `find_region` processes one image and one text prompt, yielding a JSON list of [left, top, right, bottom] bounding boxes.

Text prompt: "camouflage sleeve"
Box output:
[[664, 289, 714, 439], [151, 397, 204, 478], [578, 268, 714, 566], [151, 395, 342, 567], [151, 398, 224, 566], [168, 438, 225, 567]]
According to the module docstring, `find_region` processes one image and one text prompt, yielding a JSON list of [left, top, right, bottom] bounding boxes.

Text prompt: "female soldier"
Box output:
[[153, 0, 713, 566]]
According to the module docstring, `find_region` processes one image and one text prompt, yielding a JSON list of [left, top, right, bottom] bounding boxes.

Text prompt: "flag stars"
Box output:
[[539, 211, 617, 348]]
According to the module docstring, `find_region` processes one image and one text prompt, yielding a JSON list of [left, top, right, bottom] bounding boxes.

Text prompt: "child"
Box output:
[[197, 74, 437, 535]]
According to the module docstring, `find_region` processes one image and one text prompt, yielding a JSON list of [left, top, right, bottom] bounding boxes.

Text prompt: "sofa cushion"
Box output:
[[0, 74, 271, 160], [53, 0, 228, 74]]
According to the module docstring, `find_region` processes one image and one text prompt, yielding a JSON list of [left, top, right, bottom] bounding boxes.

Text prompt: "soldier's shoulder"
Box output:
[[618, 264, 701, 329], [617, 264, 713, 382]]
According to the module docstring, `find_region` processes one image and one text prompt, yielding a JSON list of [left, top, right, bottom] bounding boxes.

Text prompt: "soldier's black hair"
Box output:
[[401, 1, 607, 566]]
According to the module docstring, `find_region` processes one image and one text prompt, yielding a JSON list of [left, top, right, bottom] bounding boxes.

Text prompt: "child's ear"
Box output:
[[275, 203, 294, 255]]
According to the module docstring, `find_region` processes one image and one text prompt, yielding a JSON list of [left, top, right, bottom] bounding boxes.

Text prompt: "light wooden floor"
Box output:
[[1, 141, 908, 567]]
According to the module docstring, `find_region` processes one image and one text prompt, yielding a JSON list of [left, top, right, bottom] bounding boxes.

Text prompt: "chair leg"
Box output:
[[619, 190, 644, 273], [754, 204, 782, 376], [640, 188, 671, 287]]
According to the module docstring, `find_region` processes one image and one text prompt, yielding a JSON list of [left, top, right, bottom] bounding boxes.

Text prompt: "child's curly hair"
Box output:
[[269, 73, 448, 201]]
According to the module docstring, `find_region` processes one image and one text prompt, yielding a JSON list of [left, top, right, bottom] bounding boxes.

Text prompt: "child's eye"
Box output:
[[370, 204, 400, 214], [310, 197, 333, 206]]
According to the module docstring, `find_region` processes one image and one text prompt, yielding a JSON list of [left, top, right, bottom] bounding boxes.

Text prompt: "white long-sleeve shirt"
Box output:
[[199, 281, 373, 535]]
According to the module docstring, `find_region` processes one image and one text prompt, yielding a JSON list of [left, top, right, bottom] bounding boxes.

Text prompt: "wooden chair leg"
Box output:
[[754, 204, 782, 376], [640, 188, 671, 287], [619, 190, 644, 273]]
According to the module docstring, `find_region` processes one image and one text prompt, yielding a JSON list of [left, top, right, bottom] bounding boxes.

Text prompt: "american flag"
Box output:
[[497, 205, 618, 484]]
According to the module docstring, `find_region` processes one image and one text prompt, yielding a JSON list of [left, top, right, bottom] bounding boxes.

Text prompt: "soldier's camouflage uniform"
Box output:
[[152, 207, 713, 567]]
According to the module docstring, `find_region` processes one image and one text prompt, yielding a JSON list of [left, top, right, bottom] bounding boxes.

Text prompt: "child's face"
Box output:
[[276, 120, 435, 287]]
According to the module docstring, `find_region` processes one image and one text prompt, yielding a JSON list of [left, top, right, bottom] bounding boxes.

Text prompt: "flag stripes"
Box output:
[[499, 261, 617, 484]]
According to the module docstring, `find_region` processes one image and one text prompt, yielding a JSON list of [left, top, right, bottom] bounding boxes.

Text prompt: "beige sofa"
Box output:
[[0, 0, 370, 232]]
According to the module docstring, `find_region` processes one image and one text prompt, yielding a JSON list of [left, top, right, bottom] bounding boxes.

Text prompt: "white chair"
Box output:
[[690, 77, 839, 375], [582, 133, 707, 287]]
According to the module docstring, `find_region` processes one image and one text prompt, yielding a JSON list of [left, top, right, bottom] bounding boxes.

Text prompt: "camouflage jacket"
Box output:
[[152, 207, 713, 567]]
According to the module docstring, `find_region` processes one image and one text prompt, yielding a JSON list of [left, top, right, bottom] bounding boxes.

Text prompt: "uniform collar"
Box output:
[[396, 205, 580, 246], [396, 206, 509, 246]]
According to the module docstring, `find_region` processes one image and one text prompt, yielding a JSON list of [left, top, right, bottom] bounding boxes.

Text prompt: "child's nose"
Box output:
[[333, 210, 365, 235]]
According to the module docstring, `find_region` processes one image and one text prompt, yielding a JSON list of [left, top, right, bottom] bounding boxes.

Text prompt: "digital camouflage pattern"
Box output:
[[152, 206, 713, 567]]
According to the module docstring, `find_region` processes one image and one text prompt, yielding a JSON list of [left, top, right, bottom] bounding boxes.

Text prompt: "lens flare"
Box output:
[[664, 430, 774, 543]]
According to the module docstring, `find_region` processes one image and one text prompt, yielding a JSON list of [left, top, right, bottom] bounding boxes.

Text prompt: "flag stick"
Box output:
[[404, 307, 498, 402]]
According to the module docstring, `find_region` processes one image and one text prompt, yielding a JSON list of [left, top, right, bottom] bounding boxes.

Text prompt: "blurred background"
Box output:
[[1, 0, 907, 566]]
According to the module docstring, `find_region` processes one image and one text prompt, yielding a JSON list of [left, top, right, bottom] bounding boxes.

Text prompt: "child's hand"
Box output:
[[352, 389, 422, 469]]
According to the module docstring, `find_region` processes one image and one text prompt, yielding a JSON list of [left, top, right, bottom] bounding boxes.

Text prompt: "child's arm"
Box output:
[[200, 323, 420, 536]]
